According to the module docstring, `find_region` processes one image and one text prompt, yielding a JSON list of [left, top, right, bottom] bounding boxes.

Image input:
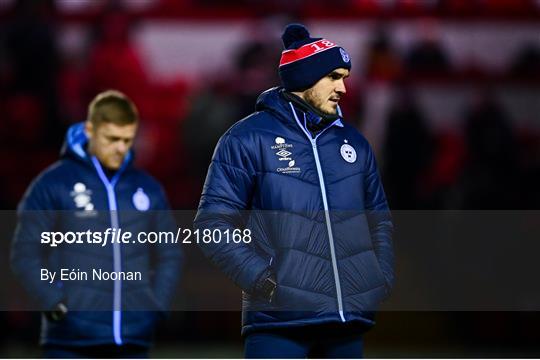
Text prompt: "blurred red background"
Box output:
[[0, 0, 539, 357]]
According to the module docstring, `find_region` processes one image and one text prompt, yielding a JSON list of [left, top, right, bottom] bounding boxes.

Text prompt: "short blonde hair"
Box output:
[[87, 90, 138, 126]]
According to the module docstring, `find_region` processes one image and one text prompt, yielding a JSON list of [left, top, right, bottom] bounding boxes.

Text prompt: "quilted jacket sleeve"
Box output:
[[10, 173, 64, 310], [194, 132, 269, 293], [364, 143, 395, 295]]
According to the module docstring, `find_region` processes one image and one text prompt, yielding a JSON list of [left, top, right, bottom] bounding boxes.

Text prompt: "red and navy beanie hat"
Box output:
[[279, 23, 351, 91]]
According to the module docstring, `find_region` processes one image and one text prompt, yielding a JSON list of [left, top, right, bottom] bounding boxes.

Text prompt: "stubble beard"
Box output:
[[304, 88, 337, 116]]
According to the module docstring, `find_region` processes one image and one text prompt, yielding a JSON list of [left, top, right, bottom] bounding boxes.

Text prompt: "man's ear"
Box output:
[[85, 121, 93, 139]]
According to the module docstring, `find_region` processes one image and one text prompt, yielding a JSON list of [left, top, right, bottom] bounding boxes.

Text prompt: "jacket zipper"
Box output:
[[92, 157, 124, 345], [289, 103, 346, 322]]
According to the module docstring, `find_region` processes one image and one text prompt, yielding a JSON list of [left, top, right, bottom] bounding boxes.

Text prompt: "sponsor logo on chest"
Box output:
[[271, 137, 301, 174], [71, 182, 98, 217]]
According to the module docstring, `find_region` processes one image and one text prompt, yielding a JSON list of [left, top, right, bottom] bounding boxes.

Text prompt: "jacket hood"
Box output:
[[60, 122, 133, 168], [60, 122, 88, 161], [255, 87, 292, 123]]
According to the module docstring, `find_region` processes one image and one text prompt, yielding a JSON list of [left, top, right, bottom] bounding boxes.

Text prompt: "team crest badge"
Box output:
[[132, 188, 150, 211], [340, 48, 350, 63], [340, 141, 357, 163]]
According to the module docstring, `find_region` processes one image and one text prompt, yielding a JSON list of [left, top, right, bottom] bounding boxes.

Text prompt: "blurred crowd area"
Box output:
[[0, 0, 539, 210], [4, 0, 540, 17], [1, 0, 540, 357]]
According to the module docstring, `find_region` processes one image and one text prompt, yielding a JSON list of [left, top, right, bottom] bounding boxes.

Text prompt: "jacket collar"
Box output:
[[255, 87, 344, 136]]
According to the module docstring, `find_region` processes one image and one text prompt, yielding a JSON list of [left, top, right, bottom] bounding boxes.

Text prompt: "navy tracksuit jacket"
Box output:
[[195, 87, 394, 336], [11, 123, 182, 347]]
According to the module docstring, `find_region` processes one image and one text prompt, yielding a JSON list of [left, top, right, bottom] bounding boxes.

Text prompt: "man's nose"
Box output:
[[116, 141, 128, 154], [336, 79, 346, 95]]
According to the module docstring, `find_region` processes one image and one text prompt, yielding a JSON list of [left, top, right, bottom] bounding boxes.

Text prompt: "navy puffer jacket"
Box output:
[[11, 123, 182, 347], [195, 87, 393, 335]]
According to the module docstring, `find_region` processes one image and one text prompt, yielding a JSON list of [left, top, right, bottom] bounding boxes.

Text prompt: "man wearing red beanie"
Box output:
[[195, 24, 394, 358]]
